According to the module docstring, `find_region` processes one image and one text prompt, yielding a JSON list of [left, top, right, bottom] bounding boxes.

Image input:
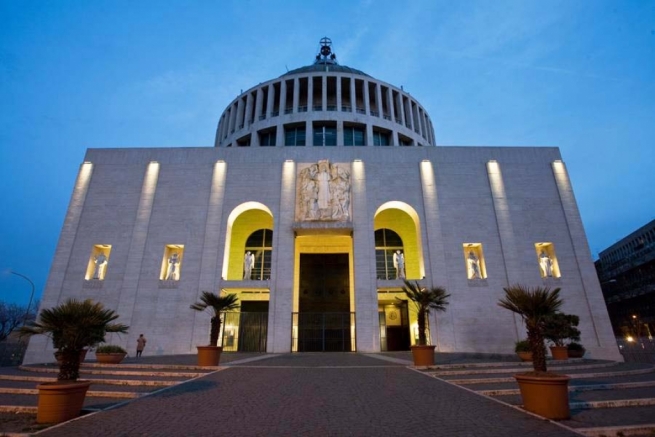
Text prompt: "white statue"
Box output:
[[393, 250, 405, 279], [467, 251, 481, 279], [539, 251, 553, 277], [166, 253, 180, 280], [244, 251, 255, 280], [317, 160, 331, 210], [92, 253, 108, 280]]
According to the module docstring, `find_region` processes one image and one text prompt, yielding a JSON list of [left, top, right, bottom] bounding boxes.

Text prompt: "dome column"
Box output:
[[307, 76, 313, 111], [279, 79, 287, 114], [336, 75, 342, 113], [255, 88, 264, 123], [321, 75, 327, 111], [266, 84, 275, 119], [363, 81, 373, 145], [244, 92, 253, 129], [292, 77, 300, 113]]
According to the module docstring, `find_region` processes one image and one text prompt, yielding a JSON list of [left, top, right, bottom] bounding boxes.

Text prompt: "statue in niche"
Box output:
[[166, 253, 180, 280], [393, 250, 405, 279], [296, 160, 351, 222], [317, 160, 331, 210], [92, 253, 108, 280], [539, 251, 554, 277], [243, 251, 255, 280], [467, 251, 481, 279]]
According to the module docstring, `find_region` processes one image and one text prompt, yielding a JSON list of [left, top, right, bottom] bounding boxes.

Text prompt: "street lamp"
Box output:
[[9, 270, 35, 325]]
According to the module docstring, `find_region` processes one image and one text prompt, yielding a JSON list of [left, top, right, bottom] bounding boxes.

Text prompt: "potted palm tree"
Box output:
[[400, 279, 450, 366], [543, 313, 581, 360], [190, 291, 239, 366], [498, 285, 570, 420], [20, 299, 128, 423]]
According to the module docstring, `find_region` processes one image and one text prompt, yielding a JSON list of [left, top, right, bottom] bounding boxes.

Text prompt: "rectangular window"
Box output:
[[285, 126, 306, 146], [313, 126, 337, 146], [85, 244, 112, 281], [344, 126, 365, 146], [259, 131, 276, 146], [373, 130, 390, 146]]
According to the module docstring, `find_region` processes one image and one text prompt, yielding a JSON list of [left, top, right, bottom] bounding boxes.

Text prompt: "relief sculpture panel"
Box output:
[[296, 160, 351, 222]]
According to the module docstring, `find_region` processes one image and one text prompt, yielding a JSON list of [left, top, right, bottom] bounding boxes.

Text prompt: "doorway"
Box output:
[[296, 253, 351, 351], [379, 300, 410, 351]]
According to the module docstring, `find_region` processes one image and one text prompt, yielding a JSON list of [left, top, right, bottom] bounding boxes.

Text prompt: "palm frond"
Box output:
[[498, 285, 562, 327], [190, 292, 239, 316], [400, 280, 450, 315]]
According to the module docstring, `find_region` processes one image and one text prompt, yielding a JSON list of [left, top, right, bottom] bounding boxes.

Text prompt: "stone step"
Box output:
[[80, 362, 219, 371], [0, 374, 179, 387], [447, 366, 655, 385], [480, 380, 655, 396], [18, 366, 206, 378], [0, 387, 140, 399], [575, 423, 655, 437], [429, 362, 617, 376]]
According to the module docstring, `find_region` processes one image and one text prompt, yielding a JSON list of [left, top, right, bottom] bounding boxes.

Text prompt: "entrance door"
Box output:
[[297, 254, 351, 351], [237, 301, 268, 352], [385, 301, 410, 351]]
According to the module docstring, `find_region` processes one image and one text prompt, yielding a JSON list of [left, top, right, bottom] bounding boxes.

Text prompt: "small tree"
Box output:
[[498, 285, 563, 373], [0, 302, 27, 342], [543, 313, 581, 347], [400, 280, 450, 346], [20, 299, 128, 381], [190, 292, 239, 346]]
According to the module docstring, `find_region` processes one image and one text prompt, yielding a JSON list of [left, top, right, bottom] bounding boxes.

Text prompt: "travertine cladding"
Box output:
[[214, 69, 436, 148], [23, 145, 622, 364]]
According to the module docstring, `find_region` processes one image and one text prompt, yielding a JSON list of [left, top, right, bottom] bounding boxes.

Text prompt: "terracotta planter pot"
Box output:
[[197, 346, 222, 366], [95, 352, 127, 364], [517, 352, 533, 362], [514, 373, 570, 420], [410, 345, 436, 366], [550, 345, 569, 360], [36, 380, 91, 424]]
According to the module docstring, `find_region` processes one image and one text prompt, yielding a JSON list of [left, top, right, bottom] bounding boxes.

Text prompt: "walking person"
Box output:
[[136, 334, 147, 358]]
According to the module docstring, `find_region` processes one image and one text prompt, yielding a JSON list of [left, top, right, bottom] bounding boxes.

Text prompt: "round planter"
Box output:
[[197, 346, 222, 366], [95, 352, 127, 364], [517, 352, 533, 362], [550, 345, 569, 360], [36, 380, 91, 424], [567, 349, 585, 359], [410, 345, 436, 366], [514, 373, 570, 420]]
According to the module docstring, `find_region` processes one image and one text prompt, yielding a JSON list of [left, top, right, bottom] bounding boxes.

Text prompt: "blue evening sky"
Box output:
[[1, 1, 654, 306]]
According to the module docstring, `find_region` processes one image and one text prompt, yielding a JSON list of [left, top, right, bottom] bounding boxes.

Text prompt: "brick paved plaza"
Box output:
[[34, 353, 579, 437]]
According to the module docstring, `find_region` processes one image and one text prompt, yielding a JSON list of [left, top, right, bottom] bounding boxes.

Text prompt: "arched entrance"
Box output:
[[220, 202, 274, 352], [374, 202, 425, 351]]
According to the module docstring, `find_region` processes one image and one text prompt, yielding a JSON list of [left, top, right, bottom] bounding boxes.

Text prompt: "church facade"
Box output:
[[24, 39, 620, 363]]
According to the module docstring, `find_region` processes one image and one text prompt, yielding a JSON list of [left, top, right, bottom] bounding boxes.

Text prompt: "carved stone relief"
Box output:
[[296, 160, 351, 222]]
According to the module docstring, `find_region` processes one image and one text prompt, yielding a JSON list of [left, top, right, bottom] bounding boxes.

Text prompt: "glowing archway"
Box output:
[[222, 202, 274, 280], [373, 201, 425, 279]]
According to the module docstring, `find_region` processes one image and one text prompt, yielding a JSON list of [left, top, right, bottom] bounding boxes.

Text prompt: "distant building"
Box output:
[[24, 38, 621, 364], [595, 219, 655, 339]]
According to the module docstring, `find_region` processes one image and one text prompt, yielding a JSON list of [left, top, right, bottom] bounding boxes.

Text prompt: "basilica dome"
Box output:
[[215, 37, 435, 148]]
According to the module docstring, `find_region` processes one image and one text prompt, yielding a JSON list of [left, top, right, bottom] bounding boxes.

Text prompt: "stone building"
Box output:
[[595, 219, 655, 339], [24, 38, 620, 363]]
